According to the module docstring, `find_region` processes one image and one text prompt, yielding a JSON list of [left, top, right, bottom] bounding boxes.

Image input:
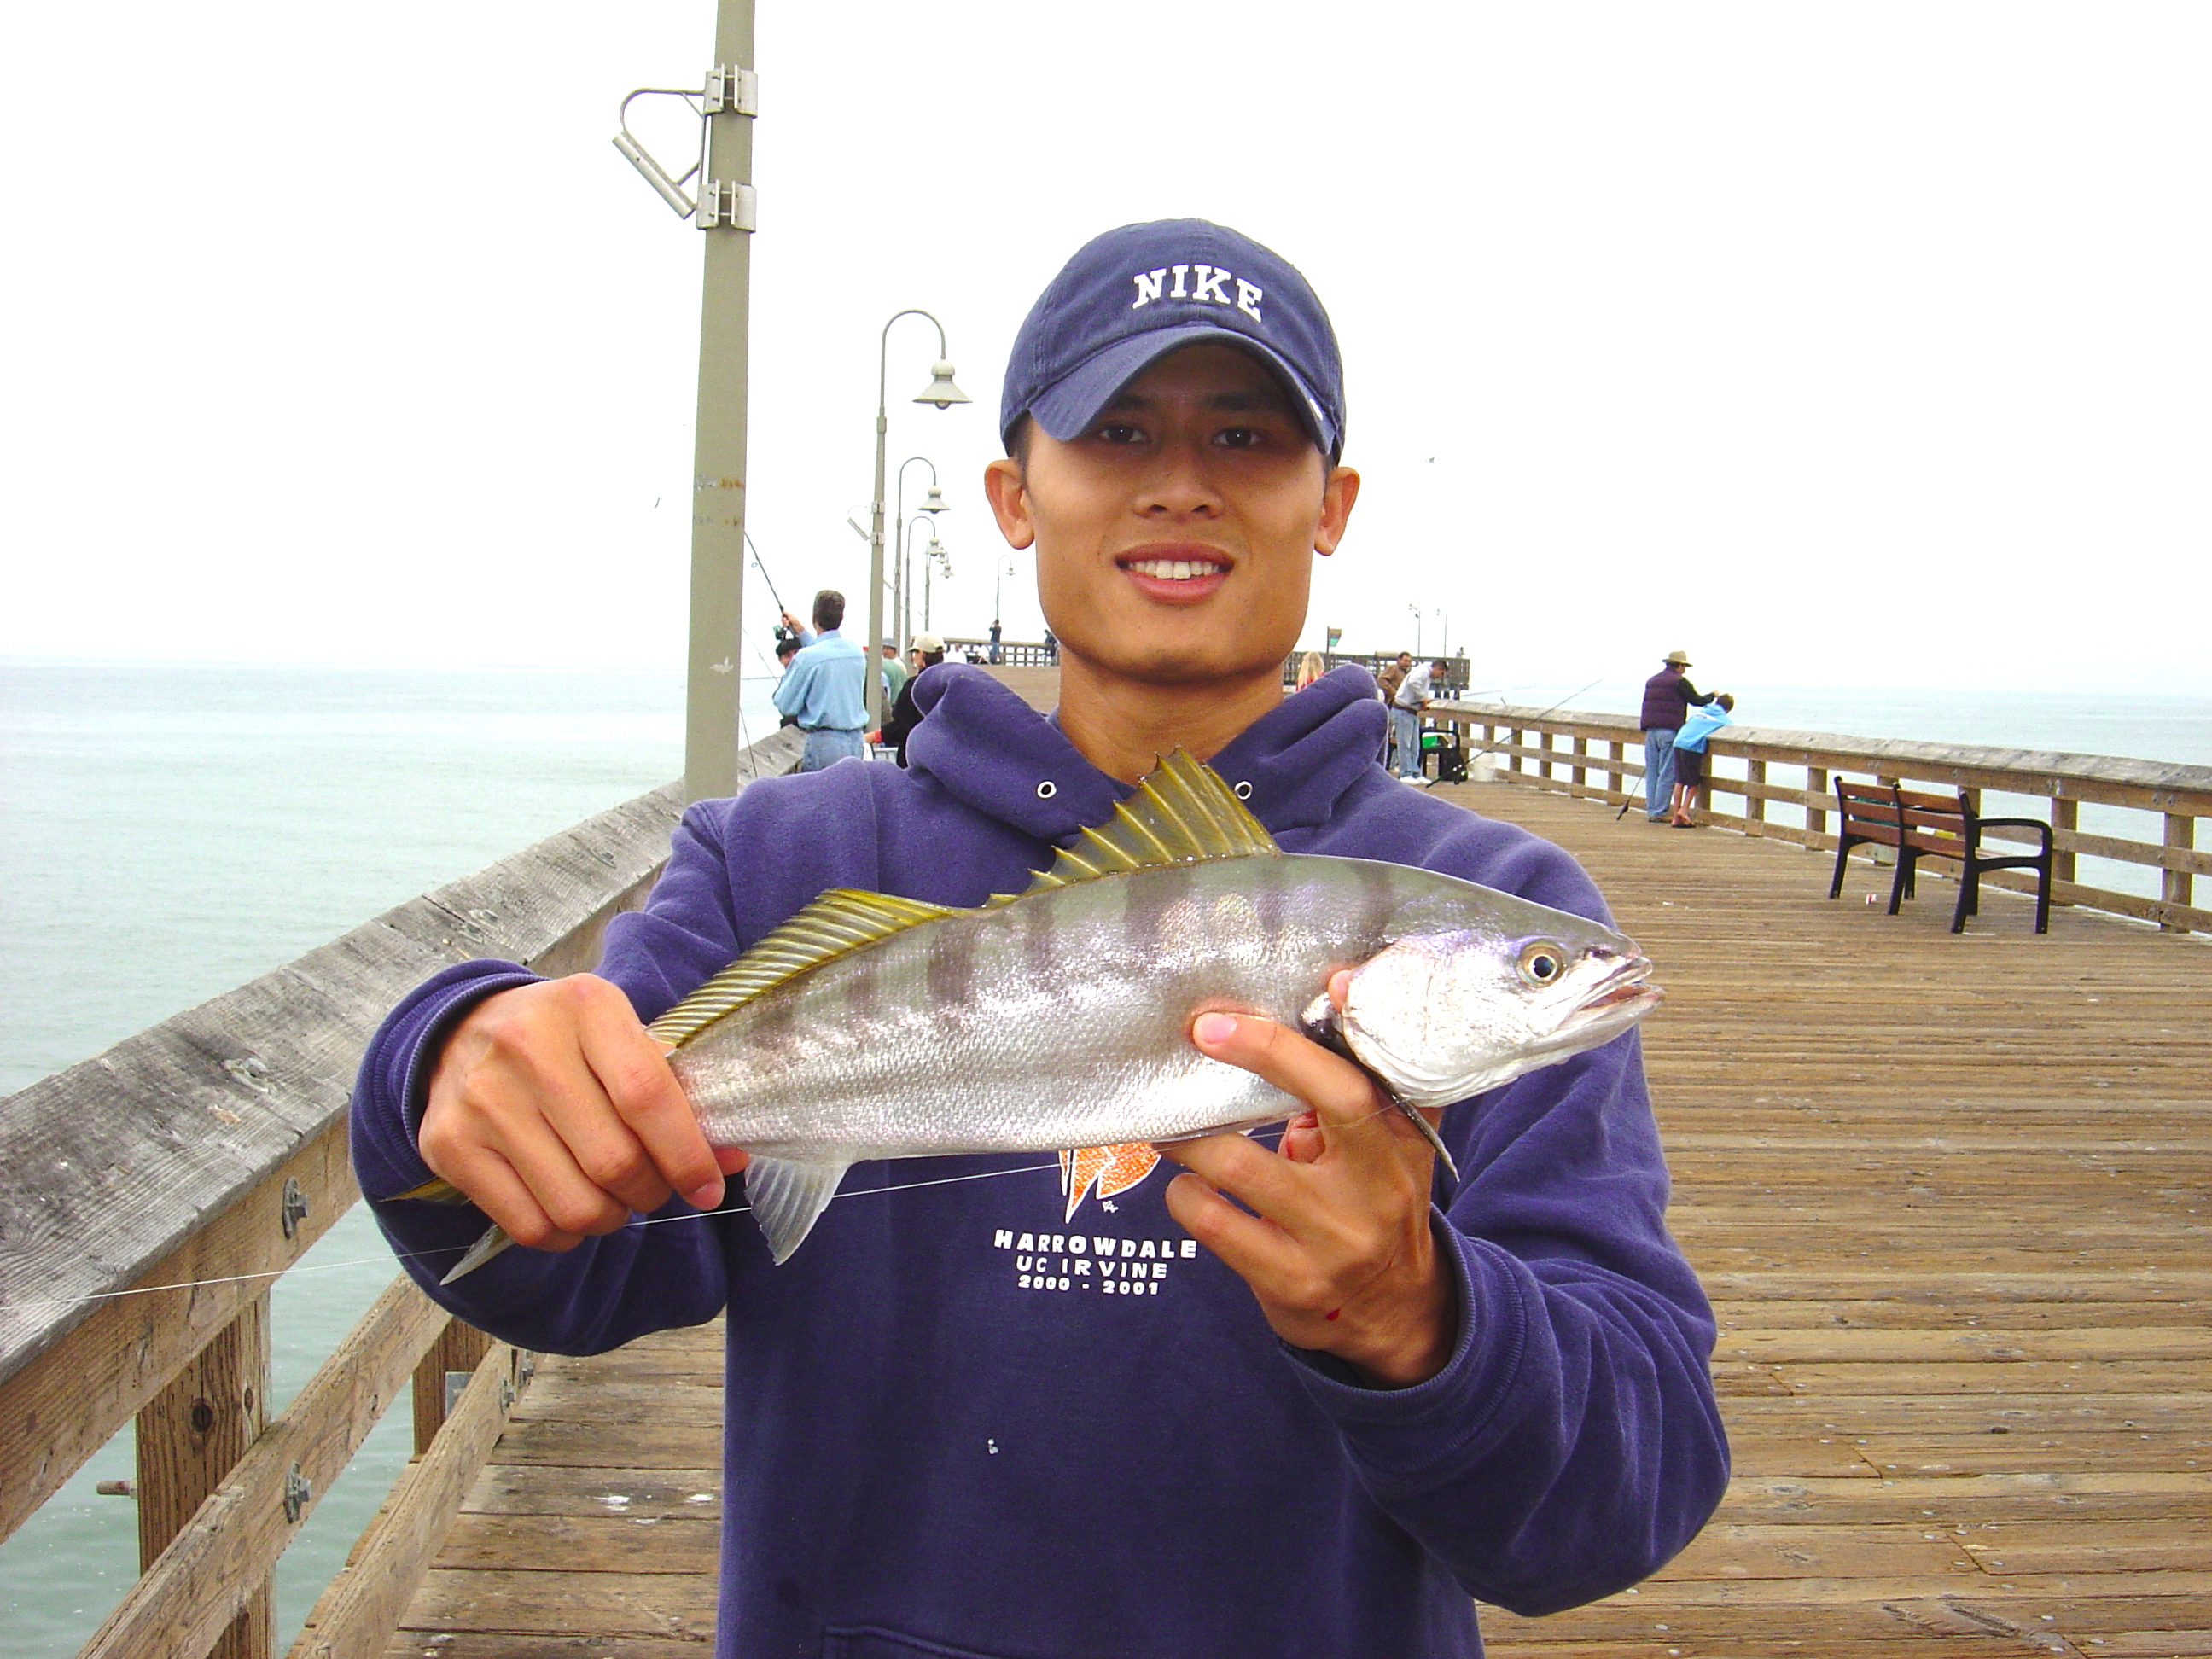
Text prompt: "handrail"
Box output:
[[0, 724, 803, 1659], [1433, 701, 2211, 934]]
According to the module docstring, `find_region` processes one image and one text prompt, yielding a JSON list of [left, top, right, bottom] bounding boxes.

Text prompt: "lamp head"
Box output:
[[915, 361, 971, 410], [920, 486, 951, 515]]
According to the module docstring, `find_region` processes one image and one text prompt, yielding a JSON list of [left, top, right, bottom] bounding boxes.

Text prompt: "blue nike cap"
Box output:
[[1001, 218, 1346, 463]]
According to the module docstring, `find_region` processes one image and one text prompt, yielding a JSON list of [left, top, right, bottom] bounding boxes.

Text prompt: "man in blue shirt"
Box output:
[[772, 590, 869, 771]]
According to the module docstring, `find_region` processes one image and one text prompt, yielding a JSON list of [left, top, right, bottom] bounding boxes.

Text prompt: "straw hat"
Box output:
[[1663, 650, 1692, 667]]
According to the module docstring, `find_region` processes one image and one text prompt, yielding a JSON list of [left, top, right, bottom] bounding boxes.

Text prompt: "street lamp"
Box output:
[[992, 557, 1018, 661], [892, 457, 950, 655], [1407, 602, 1424, 659], [869, 311, 969, 724], [901, 514, 950, 643]]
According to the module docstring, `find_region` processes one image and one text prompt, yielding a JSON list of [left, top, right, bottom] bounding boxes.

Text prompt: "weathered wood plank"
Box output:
[[79, 1277, 450, 1659], [288, 1341, 529, 1659]]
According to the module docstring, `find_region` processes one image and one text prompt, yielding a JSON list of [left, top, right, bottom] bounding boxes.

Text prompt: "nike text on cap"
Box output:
[[1000, 218, 1346, 463]]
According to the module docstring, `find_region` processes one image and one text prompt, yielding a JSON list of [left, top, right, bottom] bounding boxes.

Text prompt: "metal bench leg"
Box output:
[[1888, 850, 1912, 916], [1951, 864, 1976, 933]]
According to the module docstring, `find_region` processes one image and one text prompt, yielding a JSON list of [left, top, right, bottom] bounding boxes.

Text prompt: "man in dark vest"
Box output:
[[1639, 649, 1720, 823]]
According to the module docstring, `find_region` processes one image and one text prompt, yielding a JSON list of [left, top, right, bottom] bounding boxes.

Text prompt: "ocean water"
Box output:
[[1, 658, 2206, 1655], [0, 657, 773, 1656]]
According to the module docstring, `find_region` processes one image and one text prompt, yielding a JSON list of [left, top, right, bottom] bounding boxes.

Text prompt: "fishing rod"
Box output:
[[1453, 677, 1604, 768], [746, 532, 794, 634]]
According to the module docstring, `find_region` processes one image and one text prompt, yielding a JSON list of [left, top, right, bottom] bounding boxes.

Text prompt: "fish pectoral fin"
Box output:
[[741, 1155, 853, 1264], [1389, 1098, 1460, 1182]]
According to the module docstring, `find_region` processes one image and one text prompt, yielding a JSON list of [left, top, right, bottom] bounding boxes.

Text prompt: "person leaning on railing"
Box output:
[[1639, 650, 1722, 824]]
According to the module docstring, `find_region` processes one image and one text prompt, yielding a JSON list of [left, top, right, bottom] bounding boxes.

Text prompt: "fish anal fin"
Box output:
[[742, 1155, 853, 1264], [649, 888, 956, 1050], [1020, 748, 1278, 897]]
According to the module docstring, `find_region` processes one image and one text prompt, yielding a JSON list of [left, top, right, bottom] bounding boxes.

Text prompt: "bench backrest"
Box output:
[[1836, 780, 1905, 846], [1896, 787, 1974, 858]]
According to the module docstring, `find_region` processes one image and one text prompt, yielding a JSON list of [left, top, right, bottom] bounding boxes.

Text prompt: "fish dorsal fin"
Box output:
[[1004, 748, 1279, 902], [648, 888, 954, 1049]]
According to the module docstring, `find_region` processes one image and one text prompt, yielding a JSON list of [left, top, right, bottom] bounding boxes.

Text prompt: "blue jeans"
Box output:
[[1389, 707, 1423, 777], [800, 726, 866, 772], [1642, 727, 1676, 818]]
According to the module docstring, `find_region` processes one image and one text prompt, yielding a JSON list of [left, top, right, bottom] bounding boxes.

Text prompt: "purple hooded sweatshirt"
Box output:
[[352, 665, 1726, 1659]]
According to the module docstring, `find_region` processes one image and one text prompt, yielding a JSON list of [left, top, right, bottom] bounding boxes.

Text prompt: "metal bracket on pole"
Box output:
[[696, 179, 759, 231], [611, 67, 759, 230], [702, 64, 760, 116]]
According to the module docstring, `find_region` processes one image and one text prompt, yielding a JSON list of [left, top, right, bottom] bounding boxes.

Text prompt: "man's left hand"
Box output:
[[1157, 972, 1456, 1388]]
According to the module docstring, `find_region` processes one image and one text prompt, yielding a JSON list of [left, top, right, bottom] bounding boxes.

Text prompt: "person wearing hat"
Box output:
[[1639, 649, 1721, 823], [870, 631, 946, 767], [352, 219, 1725, 1659]]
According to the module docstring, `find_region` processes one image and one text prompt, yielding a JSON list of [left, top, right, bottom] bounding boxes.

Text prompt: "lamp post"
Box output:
[[892, 457, 949, 655], [1407, 602, 1424, 659], [870, 312, 969, 725], [924, 536, 951, 632], [992, 557, 1017, 659], [900, 514, 949, 644]]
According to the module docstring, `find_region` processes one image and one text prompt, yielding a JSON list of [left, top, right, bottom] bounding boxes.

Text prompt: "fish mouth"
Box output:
[[1579, 955, 1662, 1016]]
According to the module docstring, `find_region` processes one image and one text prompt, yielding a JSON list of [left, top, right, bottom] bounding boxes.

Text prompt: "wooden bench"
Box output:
[[1828, 779, 2054, 933]]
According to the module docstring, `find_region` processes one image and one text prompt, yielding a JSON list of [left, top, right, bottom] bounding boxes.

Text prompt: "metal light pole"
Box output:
[[891, 458, 947, 655], [869, 313, 968, 725], [1407, 602, 1424, 660], [684, 9, 758, 800], [902, 515, 950, 638], [924, 538, 950, 631]]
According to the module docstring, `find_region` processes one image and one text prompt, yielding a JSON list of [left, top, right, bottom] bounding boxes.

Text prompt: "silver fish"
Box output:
[[416, 750, 1660, 1276]]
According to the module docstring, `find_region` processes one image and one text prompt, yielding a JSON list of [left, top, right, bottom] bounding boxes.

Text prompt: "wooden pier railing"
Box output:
[[6, 686, 2207, 1656], [0, 729, 801, 1659], [1435, 701, 2212, 934]]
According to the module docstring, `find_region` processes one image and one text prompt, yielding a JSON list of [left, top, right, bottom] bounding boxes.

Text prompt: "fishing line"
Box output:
[[2, 1115, 1456, 1318], [1455, 676, 1604, 767], [0, 1154, 1130, 1317]]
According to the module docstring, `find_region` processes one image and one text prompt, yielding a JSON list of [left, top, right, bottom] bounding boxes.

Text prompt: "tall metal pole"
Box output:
[[869, 310, 954, 728], [684, 0, 758, 802]]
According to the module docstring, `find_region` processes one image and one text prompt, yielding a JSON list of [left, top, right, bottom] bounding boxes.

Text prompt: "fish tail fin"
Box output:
[[393, 1175, 473, 1205], [440, 1222, 517, 1284], [740, 1155, 852, 1264]]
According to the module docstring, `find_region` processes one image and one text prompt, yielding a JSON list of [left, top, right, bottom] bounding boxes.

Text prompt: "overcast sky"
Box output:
[[3, 3, 2206, 696]]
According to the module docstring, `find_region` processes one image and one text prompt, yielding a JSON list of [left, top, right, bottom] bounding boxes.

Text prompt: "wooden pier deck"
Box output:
[[378, 735, 2212, 1658]]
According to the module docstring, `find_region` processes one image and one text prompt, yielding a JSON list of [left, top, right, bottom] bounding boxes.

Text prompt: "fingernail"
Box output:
[[689, 1181, 724, 1211], [1193, 1012, 1239, 1045]]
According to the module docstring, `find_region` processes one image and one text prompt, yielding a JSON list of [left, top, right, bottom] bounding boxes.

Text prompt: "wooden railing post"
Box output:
[[1744, 758, 1767, 836], [413, 1320, 495, 1454], [1807, 766, 1829, 844], [1605, 740, 1622, 802], [2165, 813, 2196, 932], [2052, 796, 2078, 888], [1571, 736, 1587, 792], [137, 1294, 273, 1659]]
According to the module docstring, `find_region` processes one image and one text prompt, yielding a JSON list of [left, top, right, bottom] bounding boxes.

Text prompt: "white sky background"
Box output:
[[3, 3, 2206, 696]]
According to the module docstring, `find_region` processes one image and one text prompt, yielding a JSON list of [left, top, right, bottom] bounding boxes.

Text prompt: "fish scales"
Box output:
[[671, 857, 1405, 1159]]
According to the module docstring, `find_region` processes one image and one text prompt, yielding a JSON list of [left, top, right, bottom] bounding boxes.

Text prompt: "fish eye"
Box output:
[[1516, 940, 1568, 987]]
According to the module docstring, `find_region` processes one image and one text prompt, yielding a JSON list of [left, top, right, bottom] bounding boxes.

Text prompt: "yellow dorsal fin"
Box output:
[[1005, 748, 1279, 901], [647, 888, 954, 1049]]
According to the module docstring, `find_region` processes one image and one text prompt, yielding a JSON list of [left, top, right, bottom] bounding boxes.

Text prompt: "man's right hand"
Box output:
[[417, 975, 748, 1255]]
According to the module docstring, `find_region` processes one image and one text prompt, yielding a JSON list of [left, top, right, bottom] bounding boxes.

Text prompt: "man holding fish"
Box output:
[[355, 218, 1726, 1658]]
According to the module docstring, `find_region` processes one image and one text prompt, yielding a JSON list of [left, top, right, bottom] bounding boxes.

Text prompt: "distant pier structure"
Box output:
[[2, 678, 2207, 1657]]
